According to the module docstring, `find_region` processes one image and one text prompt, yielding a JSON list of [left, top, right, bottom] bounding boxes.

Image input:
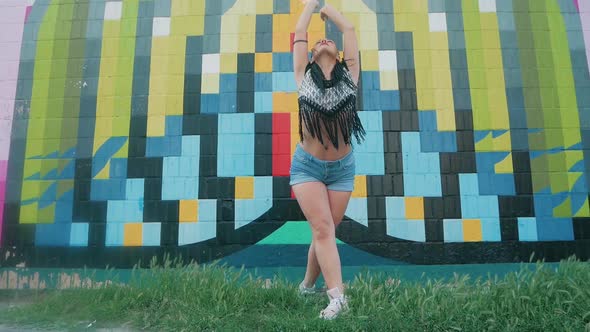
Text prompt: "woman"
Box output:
[[290, 0, 365, 320]]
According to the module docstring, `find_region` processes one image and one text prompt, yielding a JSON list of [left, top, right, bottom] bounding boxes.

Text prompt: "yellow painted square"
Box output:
[[405, 197, 424, 220], [124, 223, 143, 246], [463, 219, 482, 242], [37, 203, 55, 224], [221, 53, 237, 73], [147, 115, 166, 137], [494, 153, 514, 174], [151, 38, 170, 57], [308, 16, 325, 34], [149, 74, 168, 94], [220, 34, 239, 54], [201, 74, 220, 94], [273, 33, 291, 52], [436, 108, 457, 132], [148, 95, 166, 116], [256, 0, 273, 14], [273, 14, 289, 34], [179, 200, 198, 223], [429, 33, 449, 50], [235, 177, 254, 199], [95, 117, 113, 138], [19, 203, 38, 224], [352, 176, 367, 198], [255, 53, 273, 72], [380, 71, 399, 90], [238, 33, 256, 53], [360, 51, 379, 71]]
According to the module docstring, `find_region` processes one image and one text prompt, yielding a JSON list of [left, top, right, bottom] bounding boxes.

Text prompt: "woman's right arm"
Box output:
[[293, 0, 318, 88]]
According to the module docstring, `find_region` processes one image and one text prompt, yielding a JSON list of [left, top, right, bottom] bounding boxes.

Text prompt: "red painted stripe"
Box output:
[[272, 113, 291, 176]]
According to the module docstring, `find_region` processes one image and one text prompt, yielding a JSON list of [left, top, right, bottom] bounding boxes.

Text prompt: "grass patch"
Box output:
[[0, 257, 589, 331]]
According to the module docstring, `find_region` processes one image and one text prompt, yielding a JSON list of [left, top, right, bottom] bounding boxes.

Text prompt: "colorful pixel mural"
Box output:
[[1, 0, 590, 268]]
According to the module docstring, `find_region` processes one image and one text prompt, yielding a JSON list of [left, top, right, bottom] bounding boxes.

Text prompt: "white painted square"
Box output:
[[202, 54, 220, 74], [479, 0, 497, 13], [428, 13, 447, 32], [104, 1, 122, 21], [152, 17, 171, 37], [378, 50, 397, 71]]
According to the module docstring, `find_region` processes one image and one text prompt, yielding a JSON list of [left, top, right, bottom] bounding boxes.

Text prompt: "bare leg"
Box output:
[[302, 190, 352, 288], [293, 182, 344, 291]]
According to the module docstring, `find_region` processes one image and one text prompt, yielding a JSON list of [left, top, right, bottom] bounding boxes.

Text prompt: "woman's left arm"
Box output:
[[320, 4, 359, 85]]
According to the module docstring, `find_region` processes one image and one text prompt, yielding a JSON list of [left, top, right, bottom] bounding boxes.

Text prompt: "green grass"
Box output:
[[1, 257, 589, 331]]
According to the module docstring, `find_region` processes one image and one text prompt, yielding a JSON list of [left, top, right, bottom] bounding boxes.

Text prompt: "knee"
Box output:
[[311, 217, 335, 241]]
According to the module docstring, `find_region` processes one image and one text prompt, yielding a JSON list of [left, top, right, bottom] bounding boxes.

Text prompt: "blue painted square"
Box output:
[[443, 219, 463, 243], [353, 122, 385, 175], [201, 94, 220, 114], [198, 199, 217, 222], [385, 196, 405, 220], [272, 72, 297, 92], [219, 92, 237, 113], [146, 137, 166, 157], [164, 136, 183, 157], [179, 157, 198, 177], [35, 224, 71, 246], [163, 156, 180, 177], [105, 223, 124, 246], [220, 74, 237, 93], [272, 53, 293, 72], [459, 174, 479, 196], [91, 179, 126, 201], [254, 176, 273, 199], [362, 90, 381, 111], [517, 217, 538, 241], [126, 179, 144, 201], [255, 73, 273, 91], [380, 90, 400, 111], [142, 223, 161, 246], [218, 113, 255, 134], [255, 92, 273, 113], [386, 220, 408, 240], [461, 195, 479, 219], [345, 198, 368, 227], [536, 217, 574, 241], [480, 218, 501, 241], [165, 116, 183, 136], [70, 223, 89, 247], [420, 131, 457, 152], [107, 201, 126, 223], [419, 111, 438, 131], [178, 221, 216, 245], [361, 72, 380, 91], [110, 158, 128, 179], [54, 191, 74, 223], [534, 194, 554, 217], [162, 177, 198, 200], [407, 220, 426, 242], [181, 135, 200, 156]]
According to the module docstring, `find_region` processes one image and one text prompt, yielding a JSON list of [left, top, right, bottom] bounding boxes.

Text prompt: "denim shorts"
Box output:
[[289, 144, 356, 192]]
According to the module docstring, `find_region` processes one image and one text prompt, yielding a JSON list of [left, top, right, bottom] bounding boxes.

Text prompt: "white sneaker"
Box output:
[[298, 281, 316, 295], [319, 287, 349, 320]]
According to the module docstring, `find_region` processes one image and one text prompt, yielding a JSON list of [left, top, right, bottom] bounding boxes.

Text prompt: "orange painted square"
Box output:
[[463, 219, 483, 242], [235, 177, 254, 199], [405, 197, 424, 220], [123, 223, 142, 246], [352, 176, 367, 198], [179, 200, 198, 223], [255, 53, 273, 72], [273, 92, 298, 113]]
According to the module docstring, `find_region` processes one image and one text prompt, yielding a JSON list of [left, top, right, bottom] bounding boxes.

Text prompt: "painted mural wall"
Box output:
[[1, 0, 589, 268]]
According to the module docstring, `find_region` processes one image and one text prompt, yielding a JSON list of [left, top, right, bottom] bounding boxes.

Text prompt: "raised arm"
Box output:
[[293, 0, 319, 88], [320, 4, 360, 85]]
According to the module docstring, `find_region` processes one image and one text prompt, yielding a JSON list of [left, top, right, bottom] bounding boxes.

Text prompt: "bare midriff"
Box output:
[[300, 121, 352, 161]]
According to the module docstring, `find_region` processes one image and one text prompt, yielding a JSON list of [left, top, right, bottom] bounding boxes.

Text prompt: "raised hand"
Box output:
[[300, 0, 319, 8]]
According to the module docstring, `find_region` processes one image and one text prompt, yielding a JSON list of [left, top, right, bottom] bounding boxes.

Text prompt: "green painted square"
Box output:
[[549, 172, 570, 193]]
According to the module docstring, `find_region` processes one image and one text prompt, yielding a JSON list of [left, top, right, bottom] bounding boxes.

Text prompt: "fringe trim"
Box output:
[[298, 96, 366, 149]]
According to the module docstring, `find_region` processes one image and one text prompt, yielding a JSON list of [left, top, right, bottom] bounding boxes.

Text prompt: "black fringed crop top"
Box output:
[[297, 61, 366, 149]]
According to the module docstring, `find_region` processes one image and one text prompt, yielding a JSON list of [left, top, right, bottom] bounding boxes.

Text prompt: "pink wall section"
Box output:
[[0, 2, 28, 245]]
